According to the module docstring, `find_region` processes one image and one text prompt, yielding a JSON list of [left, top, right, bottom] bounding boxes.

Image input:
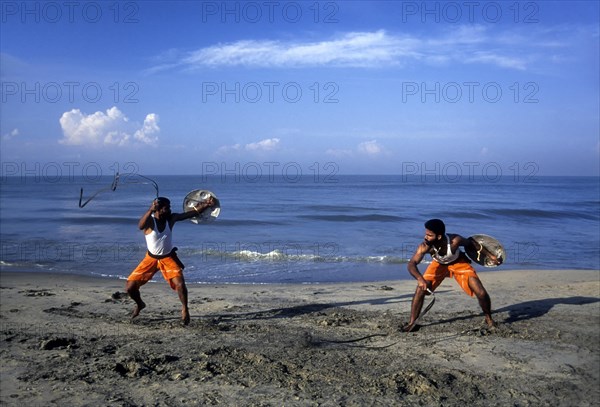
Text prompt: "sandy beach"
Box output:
[[1, 269, 598, 406]]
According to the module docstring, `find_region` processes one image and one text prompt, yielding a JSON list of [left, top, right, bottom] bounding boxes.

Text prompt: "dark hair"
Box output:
[[156, 197, 171, 207], [425, 219, 445, 236]]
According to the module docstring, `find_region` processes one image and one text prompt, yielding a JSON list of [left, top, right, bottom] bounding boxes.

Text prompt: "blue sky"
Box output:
[[1, 0, 599, 177]]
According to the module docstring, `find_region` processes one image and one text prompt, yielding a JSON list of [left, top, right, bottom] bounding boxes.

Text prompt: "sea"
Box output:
[[1, 174, 599, 284]]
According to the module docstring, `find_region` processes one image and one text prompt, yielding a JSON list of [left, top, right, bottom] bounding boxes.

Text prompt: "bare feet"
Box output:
[[485, 315, 497, 328], [131, 301, 146, 319], [182, 308, 190, 326], [402, 323, 420, 333]]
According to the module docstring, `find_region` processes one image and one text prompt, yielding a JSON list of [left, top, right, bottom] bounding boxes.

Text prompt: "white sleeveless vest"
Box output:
[[432, 234, 460, 265], [145, 216, 173, 256]]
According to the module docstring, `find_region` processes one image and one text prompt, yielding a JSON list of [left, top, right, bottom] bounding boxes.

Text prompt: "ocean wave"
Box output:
[[305, 205, 376, 212], [436, 211, 492, 219], [62, 215, 137, 225], [0, 260, 51, 269], [192, 248, 408, 265], [212, 220, 285, 227], [439, 208, 598, 221], [299, 214, 405, 223], [487, 208, 599, 220]]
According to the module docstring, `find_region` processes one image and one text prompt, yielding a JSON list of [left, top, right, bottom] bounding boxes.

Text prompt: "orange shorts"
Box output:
[[423, 260, 478, 296], [127, 252, 184, 290]]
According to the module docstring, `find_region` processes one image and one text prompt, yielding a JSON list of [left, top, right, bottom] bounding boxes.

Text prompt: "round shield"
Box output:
[[182, 190, 221, 224], [465, 234, 506, 267]]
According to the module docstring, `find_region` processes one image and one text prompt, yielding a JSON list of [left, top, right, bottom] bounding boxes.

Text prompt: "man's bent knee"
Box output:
[[126, 281, 140, 293]]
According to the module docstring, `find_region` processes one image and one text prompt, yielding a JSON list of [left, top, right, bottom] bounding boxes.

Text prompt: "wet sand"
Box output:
[[1, 269, 599, 406]]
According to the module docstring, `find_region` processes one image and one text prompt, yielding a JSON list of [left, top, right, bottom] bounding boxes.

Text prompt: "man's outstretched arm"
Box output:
[[171, 198, 215, 223]]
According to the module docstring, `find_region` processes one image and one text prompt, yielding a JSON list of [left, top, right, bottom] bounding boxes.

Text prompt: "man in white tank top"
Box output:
[[403, 219, 499, 332], [126, 196, 215, 325]]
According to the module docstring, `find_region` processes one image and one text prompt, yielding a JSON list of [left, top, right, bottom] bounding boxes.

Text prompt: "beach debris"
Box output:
[[111, 291, 128, 300], [172, 372, 188, 381], [39, 337, 77, 350], [20, 289, 55, 297]]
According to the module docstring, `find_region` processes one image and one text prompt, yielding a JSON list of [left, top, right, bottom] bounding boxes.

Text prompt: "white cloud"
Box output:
[[216, 143, 242, 154], [357, 140, 383, 156], [134, 113, 160, 144], [326, 140, 386, 158], [465, 52, 527, 70], [149, 25, 575, 72], [181, 31, 414, 69], [59, 107, 159, 147], [246, 138, 280, 151], [217, 138, 281, 155], [2, 128, 19, 141], [325, 148, 354, 158]]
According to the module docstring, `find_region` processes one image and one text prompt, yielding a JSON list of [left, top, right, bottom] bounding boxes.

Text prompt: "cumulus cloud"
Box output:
[[2, 128, 19, 141], [134, 113, 160, 144], [357, 140, 383, 156], [59, 107, 159, 147]]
